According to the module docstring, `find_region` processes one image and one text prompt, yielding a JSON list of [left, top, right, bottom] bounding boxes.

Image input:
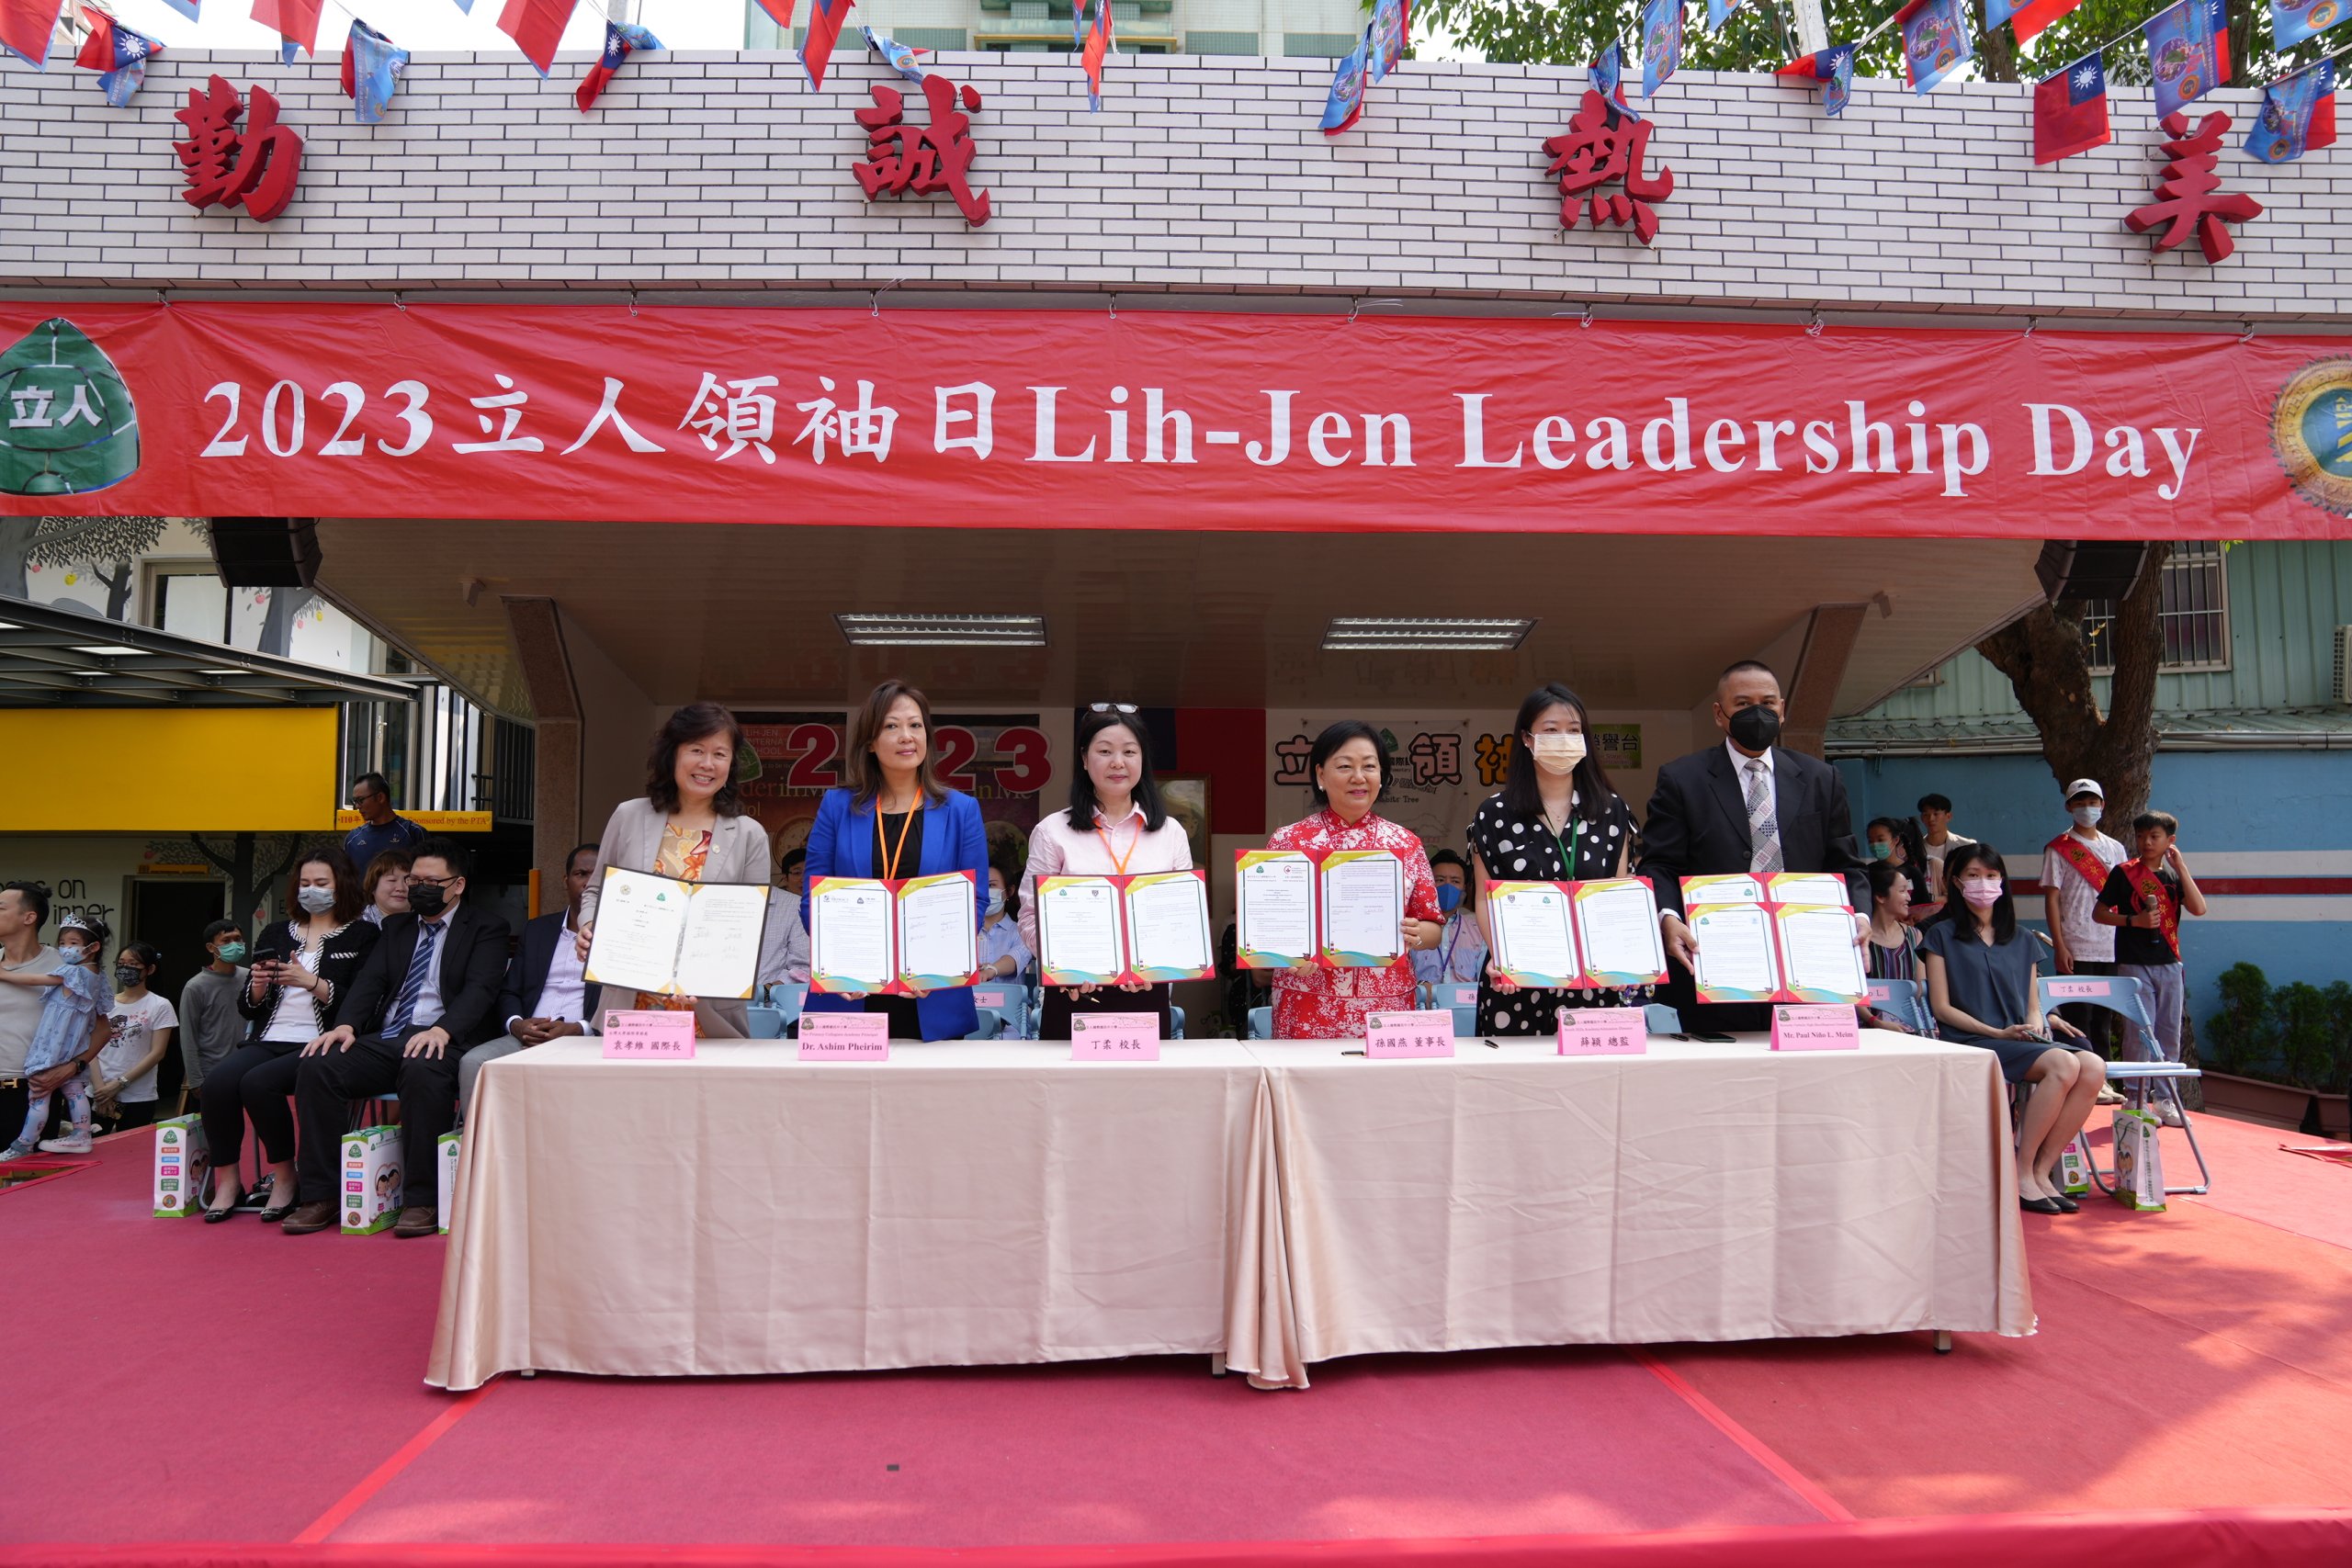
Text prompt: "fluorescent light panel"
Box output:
[[70, 645, 140, 657], [1322, 617, 1534, 651], [836, 614, 1046, 648]]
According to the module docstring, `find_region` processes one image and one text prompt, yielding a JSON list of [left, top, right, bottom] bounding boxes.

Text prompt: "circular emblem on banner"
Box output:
[[2272, 356, 2352, 516], [0, 318, 141, 496]]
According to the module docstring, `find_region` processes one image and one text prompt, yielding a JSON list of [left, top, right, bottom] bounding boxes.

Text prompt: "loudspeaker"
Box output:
[[2034, 541, 2152, 604], [209, 517, 321, 589]]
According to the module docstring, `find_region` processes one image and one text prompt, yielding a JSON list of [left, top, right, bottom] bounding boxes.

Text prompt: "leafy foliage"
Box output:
[[27, 515, 167, 569], [2201, 961, 2352, 1090]]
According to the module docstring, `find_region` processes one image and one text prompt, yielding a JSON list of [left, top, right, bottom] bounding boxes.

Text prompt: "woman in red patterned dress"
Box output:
[[1267, 721, 1444, 1040]]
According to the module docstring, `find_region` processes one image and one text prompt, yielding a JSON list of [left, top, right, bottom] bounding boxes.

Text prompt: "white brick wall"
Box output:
[[1, 50, 2346, 320]]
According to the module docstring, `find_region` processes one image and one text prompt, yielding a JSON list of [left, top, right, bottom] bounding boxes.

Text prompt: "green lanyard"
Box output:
[[1549, 812, 1583, 878]]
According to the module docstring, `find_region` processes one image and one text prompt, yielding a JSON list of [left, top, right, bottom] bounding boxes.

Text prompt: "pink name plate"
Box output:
[[602, 1010, 696, 1060], [2043, 978, 2114, 1000], [1770, 1003, 1860, 1051], [1364, 1010, 1457, 1058], [1069, 1013, 1160, 1061], [1557, 1008, 1646, 1055], [798, 1013, 891, 1061]]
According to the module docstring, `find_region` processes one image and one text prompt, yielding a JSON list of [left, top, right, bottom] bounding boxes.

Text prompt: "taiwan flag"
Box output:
[[798, 0, 853, 89], [498, 0, 580, 77], [249, 0, 323, 56], [2245, 58, 2337, 163], [74, 6, 161, 105], [1319, 32, 1367, 135], [2142, 0, 2229, 119], [1775, 43, 1854, 117], [1080, 0, 1113, 109], [1590, 42, 1642, 120], [752, 0, 796, 32], [1986, 0, 2082, 45], [2269, 0, 2341, 48], [0, 0, 64, 67], [1641, 0, 1681, 97], [1896, 0, 1972, 95], [2034, 52, 2110, 164], [576, 21, 660, 112]]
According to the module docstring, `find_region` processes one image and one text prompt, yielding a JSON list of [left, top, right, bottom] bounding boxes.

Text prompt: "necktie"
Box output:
[[387, 920, 442, 1034], [1745, 760, 1783, 875]]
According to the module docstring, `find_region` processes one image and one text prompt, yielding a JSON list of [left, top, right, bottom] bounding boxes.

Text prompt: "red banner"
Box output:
[[4, 302, 2349, 537]]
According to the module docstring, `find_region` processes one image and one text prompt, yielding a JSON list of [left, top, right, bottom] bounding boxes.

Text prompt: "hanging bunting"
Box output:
[[798, 0, 853, 89], [2142, 0, 2228, 119], [74, 6, 161, 104], [2033, 51, 2110, 163], [1895, 0, 1972, 94], [498, 0, 579, 76], [752, 0, 795, 32], [2245, 56, 2337, 161], [157, 0, 200, 18], [1368, 0, 1408, 82], [249, 0, 323, 58], [1590, 41, 1642, 119], [1080, 0, 1113, 109], [341, 19, 409, 123], [576, 20, 657, 111], [1986, 0, 2083, 45], [2270, 0, 2346, 48], [1640, 0, 1682, 96], [1774, 44, 1854, 117], [1318, 32, 1368, 135], [1707, 0, 1744, 33], [0, 0, 66, 66], [862, 25, 928, 84]]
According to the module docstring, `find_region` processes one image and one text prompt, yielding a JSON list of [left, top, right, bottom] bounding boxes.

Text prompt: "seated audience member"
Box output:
[[978, 863, 1032, 985], [2094, 811, 2208, 1127], [92, 942, 175, 1134], [177, 920, 249, 1104], [458, 842, 599, 1120], [0, 915, 109, 1159], [361, 850, 413, 927], [1861, 861, 1925, 1032], [1921, 844, 2103, 1215], [1865, 815, 1933, 919], [756, 848, 811, 990], [1916, 793, 1972, 902], [1413, 849, 1487, 990], [281, 840, 510, 1239], [202, 851, 378, 1223]]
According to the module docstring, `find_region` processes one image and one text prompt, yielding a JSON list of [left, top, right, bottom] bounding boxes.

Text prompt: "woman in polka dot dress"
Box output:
[[1467, 683, 1648, 1035]]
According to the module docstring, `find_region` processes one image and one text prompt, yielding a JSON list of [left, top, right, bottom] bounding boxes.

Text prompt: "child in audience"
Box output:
[[93, 942, 176, 1134], [0, 915, 110, 1158]]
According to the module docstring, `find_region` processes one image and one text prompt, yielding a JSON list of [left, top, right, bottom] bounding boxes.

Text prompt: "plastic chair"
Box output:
[[744, 1005, 786, 1040], [1170, 1005, 1186, 1040], [1448, 1002, 1478, 1036], [1866, 977, 1934, 1036], [965, 1007, 1006, 1041], [1643, 1002, 1683, 1036], [1248, 1005, 1272, 1040], [766, 981, 808, 1026], [2033, 973, 2211, 1196]]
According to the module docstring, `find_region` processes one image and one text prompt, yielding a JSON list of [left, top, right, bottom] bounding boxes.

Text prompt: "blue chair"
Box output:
[[1248, 1005, 1272, 1040], [1643, 1002, 1683, 1036], [765, 981, 809, 1027], [1170, 1005, 1186, 1040], [965, 1007, 1006, 1041], [2032, 972, 2158, 1042], [1448, 1003, 1478, 1036], [2031, 972, 2211, 1197], [1865, 977, 1933, 1036], [744, 1005, 786, 1040]]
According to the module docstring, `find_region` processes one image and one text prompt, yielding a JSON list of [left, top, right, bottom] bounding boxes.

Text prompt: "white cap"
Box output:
[[2064, 778, 2104, 801]]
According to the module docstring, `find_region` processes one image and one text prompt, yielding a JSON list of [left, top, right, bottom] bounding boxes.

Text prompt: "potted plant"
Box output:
[[2197, 964, 2319, 1128]]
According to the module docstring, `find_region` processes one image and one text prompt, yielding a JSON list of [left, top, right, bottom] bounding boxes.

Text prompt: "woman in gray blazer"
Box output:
[[576, 704, 773, 1039]]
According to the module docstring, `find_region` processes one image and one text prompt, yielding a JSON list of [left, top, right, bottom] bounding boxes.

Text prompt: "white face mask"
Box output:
[[985, 890, 1005, 918], [2071, 805, 2102, 828], [1527, 733, 1587, 776]]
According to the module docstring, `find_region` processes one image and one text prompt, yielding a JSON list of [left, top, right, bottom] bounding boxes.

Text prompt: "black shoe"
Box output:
[[2020, 1196, 2065, 1214], [2052, 1192, 2081, 1213], [258, 1201, 296, 1223], [202, 1204, 240, 1224]]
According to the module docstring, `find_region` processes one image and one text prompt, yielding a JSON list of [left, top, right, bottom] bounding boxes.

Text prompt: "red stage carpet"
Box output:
[[5, 1113, 2348, 1566]]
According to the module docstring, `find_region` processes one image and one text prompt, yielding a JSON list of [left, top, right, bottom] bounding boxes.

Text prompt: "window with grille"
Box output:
[[2079, 542, 2230, 673]]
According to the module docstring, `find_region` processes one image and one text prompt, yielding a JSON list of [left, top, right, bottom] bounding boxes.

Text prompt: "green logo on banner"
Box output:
[[0, 319, 140, 496]]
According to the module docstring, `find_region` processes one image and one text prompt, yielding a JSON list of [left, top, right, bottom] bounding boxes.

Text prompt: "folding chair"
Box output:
[[765, 981, 809, 1026], [1170, 1005, 1186, 1040], [1643, 1002, 1684, 1036], [1447, 1003, 1478, 1036], [1866, 977, 1934, 1036], [2032, 973, 2212, 1197], [744, 1005, 787, 1039], [965, 1008, 1006, 1041], [1248, 1005, 1272, 1040]]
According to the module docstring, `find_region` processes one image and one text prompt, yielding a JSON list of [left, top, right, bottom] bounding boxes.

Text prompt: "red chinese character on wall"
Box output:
[[173, 74, 303, 223], [1543, 89, 1674, 245], [853, 73, 992, 228], [2125, 110, 2263, 265]]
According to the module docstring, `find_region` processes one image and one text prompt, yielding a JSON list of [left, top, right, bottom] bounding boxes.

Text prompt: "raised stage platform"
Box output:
[[3, 1109, 2347, 1567]]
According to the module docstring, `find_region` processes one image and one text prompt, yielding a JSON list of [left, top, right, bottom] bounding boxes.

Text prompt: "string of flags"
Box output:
[[74, 5, 159, 105], [340, 16, 403, 122], [1320, 0, 1406, 135], [575, 19, 656, 112]]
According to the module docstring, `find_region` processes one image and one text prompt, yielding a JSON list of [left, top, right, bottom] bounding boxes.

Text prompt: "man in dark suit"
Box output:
[[1637, 660, 1871, 1032], [457, 841, 599, 1121], [282, 839, 512, 1238]]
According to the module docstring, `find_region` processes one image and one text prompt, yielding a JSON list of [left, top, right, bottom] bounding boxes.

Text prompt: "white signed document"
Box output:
[[1690, 902, 1782, 1002], [1775, 905, 1869, 1001], [896, 872, 978, 988], [1037, 875, 1125, 987], [1319, 851, 1406, 966], [583, 867, 768, 999], [1235, 850, 1317, 966], [1572, 877, 1668, 987], [1124, 871, 1215, 981], [808, 876, 895, 995], [1487, 882, 1581, 988]]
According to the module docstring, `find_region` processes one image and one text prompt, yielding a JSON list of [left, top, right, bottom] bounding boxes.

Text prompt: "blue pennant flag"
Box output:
[[2143, 0, 2229, 119], [2268, 0, 2344, 48], [75, 9, 163, 107], [156, 0, 199, 17], [1368, 0, 1408, 83], [862, 26, 930, 84], [2245, 57, 2337, 162], [1641, 0, 1682, 96], [1707, 0, 1745, 32], [341, 19, 410, 125], [1896, 0, 1973, 95], [1319, 31, 1369, 135], [1589, 42, 1642, 120]]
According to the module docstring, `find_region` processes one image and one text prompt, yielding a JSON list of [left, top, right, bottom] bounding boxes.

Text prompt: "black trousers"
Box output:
[[294, 1028, 458, 1209], [102, 1100, 158, 1134], [199, 1041, 303, 1172], [1041, 982, 1171, 1041]]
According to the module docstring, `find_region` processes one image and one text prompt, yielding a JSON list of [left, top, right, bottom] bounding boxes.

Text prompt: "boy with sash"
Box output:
[[2041, 779, 2128, 1093], [2094, 810, 2208, 1126]]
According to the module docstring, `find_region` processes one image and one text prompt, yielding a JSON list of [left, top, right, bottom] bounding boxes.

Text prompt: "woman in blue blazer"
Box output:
[[800, 680, 988, 1041]]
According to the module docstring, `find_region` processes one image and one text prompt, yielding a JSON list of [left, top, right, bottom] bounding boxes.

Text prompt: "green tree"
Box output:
[[0, 515, 168, 618]]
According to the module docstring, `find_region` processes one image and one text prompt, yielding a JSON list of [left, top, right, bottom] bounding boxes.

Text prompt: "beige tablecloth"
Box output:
[[1227, 1035, 2032, 1388], [426, 1039, 1275, 1391], [428, 1033, 2028, 1393]]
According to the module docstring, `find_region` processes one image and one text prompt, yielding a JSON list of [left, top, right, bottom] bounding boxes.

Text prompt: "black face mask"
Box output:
[[408, 882, 451, 919], [1727, 704, 1782, 752], [114, 964, 143, 988]]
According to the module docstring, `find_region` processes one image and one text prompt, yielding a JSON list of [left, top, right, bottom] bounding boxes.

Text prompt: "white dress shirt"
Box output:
[[1725, 739, 1778, 829], [757, 889, 811, 987], [401, 915, 452, 1030], [511, 917, 589, 1031]]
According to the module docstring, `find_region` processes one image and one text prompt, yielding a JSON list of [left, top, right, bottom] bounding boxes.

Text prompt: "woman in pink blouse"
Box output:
[[1020, 705, 1193, 1040], [1268, 721, 1444, 1040]]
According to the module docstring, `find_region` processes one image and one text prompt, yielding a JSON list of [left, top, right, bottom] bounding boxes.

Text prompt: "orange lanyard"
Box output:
[[879, 803, 920, 881], [1093, 815, 1140, 875]]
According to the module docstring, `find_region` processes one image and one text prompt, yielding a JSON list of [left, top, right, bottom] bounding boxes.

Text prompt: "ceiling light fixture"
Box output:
[[70, 645, 140, 657], [1322, 617, 1534, 652], [835, 614, 1047, 648]]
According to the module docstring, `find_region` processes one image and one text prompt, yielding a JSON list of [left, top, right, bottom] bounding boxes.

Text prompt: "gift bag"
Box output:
[[152, 1114, 209, 1217], [341, 1123, 401, 1235], [2054, 1135, 2090, 1197], [2109, 1107, 2166, 1213]]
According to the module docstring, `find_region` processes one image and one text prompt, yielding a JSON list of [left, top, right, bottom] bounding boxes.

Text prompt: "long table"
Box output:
[[427, 1034, 2030, 1393]]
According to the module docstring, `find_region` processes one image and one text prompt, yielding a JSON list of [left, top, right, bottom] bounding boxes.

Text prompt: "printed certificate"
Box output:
[[1774, 904, 1867, 1003], [808, 876, 896, 995], [1486, 881, 1582, 988], [1319, 849, 1406, 967], [583, 866, 768, 1000], [1236, 849, 1317, 968], [1766, 873, 1855, 908], [1123, 871, 1215, 983], [1572, 876, 1668, 987], [1036, 875, 1125, 987], [896, 872, 979, 991], [1690, 902, 1781, 1003]]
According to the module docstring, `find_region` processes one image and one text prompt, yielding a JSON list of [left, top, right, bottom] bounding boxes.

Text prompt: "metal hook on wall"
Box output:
[[1805, 309, 1825, 338]]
